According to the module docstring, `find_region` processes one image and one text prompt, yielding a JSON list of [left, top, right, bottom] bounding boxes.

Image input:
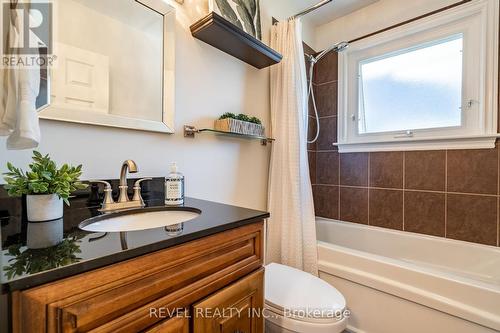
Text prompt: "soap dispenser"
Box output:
[[165, 162, 185, 206]]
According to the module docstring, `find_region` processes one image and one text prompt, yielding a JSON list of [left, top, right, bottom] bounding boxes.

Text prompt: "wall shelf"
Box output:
[[190, 12, 282, 69], [184, 125, 275, 146]]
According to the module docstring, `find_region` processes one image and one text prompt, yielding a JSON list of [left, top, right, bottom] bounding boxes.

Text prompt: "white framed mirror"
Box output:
[[38, 0, 175, 133]]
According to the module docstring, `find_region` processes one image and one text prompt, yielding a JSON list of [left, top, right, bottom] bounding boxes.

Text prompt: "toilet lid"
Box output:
[[265, 263, 346, 322]]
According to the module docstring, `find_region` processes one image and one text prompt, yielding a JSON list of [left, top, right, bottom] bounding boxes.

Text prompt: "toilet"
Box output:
[[264, 263, 348, 333]]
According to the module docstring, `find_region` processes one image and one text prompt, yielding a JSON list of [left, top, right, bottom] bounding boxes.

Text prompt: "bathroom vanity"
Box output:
[[12, 222, 264, 332], [0, 179, 269, 332]]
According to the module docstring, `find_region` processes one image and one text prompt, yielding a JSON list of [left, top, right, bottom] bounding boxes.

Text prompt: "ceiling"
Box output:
[[290, 0, 380, 27]]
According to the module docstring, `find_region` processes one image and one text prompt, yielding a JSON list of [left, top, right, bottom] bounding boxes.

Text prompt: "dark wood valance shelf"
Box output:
[[190, 12, 283, 69]]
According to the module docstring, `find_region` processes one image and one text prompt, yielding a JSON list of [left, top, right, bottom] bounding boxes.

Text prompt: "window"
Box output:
[[359, 34, 463, 134], [338, 0, 499, 152]]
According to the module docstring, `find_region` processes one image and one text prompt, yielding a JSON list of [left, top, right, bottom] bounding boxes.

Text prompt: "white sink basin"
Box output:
[[79, 208, 201, 232]]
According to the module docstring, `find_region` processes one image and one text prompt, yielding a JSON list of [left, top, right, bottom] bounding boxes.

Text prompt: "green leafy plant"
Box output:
[[219, 112, 237, 120], [249, 116, 262, 125], [3, 235, 82, 279], [236, 114, 251, 122], [215, 0, 243, 30], [219, 113, 262, 125], [214, 0, 261, 39], [3, 151, 87, 205]]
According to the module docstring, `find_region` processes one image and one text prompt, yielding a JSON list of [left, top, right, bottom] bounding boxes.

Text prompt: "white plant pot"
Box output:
[[27, 218, 64, 249], [26, 194, 64, 222]]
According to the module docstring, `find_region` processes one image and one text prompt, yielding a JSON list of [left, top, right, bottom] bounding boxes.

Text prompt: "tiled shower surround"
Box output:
[[306, 50, 500, 247]]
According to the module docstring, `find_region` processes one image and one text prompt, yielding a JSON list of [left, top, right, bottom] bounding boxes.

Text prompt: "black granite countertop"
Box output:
[[0, 178, 269, 292]]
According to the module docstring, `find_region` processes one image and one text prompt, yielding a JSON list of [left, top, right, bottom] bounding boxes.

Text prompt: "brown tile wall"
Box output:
[[307, 50, 500, 247]]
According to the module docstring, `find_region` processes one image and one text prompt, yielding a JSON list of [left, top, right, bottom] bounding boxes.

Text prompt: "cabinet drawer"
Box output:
[[13, 222, 264, 333], [193, 268, 264, 333]]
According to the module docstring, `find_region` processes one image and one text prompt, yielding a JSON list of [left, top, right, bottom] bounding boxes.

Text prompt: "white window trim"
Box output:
[[337, 0, 499, 153]]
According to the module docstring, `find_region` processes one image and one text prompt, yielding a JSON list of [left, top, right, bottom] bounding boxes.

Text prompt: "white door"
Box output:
[[51, 43, 109, 113]]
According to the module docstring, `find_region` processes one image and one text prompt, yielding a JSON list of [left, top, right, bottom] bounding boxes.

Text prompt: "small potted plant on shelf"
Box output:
[[3, 151, 87, 222], [215, 113, 265, 136]]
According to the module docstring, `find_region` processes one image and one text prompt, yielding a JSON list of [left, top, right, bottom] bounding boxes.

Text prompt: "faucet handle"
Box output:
[[134, 177, 153, 188], [88, 180, 115, 207], [88, 180, 111, 189], [133, 178, 153, 205]]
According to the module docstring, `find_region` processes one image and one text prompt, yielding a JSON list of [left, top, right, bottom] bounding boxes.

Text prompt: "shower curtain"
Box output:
[[267, 19, 318, 275]]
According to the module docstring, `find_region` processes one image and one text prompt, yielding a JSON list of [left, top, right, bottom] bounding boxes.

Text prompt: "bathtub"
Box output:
[[316, 218, 500, 333]]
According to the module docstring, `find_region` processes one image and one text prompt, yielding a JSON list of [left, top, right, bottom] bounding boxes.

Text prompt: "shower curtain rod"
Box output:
[[289, 0, 333, 20]]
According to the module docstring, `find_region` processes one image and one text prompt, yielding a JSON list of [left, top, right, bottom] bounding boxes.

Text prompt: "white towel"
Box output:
[[6, 66, 41, 150], [1, 2, 41, 150], [0, 19, 17, 135], [0, 68, 10, 135]]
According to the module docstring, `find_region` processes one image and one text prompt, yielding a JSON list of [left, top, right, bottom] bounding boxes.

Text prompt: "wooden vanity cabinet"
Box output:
[[12, 221, 265, 333]]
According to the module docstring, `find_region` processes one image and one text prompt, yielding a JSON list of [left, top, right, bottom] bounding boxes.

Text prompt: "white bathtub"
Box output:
[[316, 218, 500, 333]]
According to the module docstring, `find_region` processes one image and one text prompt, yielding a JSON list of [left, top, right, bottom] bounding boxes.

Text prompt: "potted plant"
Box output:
[[215, 113, 265, 136], [3, 151, 87, 222]]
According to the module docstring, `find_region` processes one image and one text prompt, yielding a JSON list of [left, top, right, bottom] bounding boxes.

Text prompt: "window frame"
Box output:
[[337, 0, 499, 153]]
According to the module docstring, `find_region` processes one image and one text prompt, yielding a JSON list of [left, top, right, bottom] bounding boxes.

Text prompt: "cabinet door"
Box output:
[[193, 269, 264, 333], [144, 312, 189, 333]]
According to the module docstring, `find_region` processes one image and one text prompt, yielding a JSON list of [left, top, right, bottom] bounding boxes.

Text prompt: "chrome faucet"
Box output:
[[89, 160, 152, 212]]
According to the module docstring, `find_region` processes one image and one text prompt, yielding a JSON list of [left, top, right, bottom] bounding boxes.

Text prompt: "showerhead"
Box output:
[[313, 41, 349, 62], [335, 41, 349, 52]]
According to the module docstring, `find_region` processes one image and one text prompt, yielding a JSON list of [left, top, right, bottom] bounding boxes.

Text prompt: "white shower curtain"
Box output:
[[267, 19, 318, 275]]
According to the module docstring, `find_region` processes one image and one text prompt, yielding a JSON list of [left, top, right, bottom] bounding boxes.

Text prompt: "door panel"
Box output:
[[193, 269, 264, 333], [51, 43, 110, 113], [144, 311, 189, 333]]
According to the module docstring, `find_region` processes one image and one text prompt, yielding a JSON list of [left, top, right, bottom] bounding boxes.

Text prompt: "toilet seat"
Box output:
[[264, 263, 347, 333]]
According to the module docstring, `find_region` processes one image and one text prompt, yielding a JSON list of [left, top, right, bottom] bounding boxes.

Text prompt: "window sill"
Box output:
[[336, 134, 499, 153]]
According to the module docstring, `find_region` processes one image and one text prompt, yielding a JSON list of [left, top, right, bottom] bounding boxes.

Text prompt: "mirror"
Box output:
[[39, 0, 175, 133]]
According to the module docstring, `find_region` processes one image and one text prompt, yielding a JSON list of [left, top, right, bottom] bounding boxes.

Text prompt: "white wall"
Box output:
[[264, 0, 316, 47], [0, 0, 302, 211], [314, 0, 459, 50]]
